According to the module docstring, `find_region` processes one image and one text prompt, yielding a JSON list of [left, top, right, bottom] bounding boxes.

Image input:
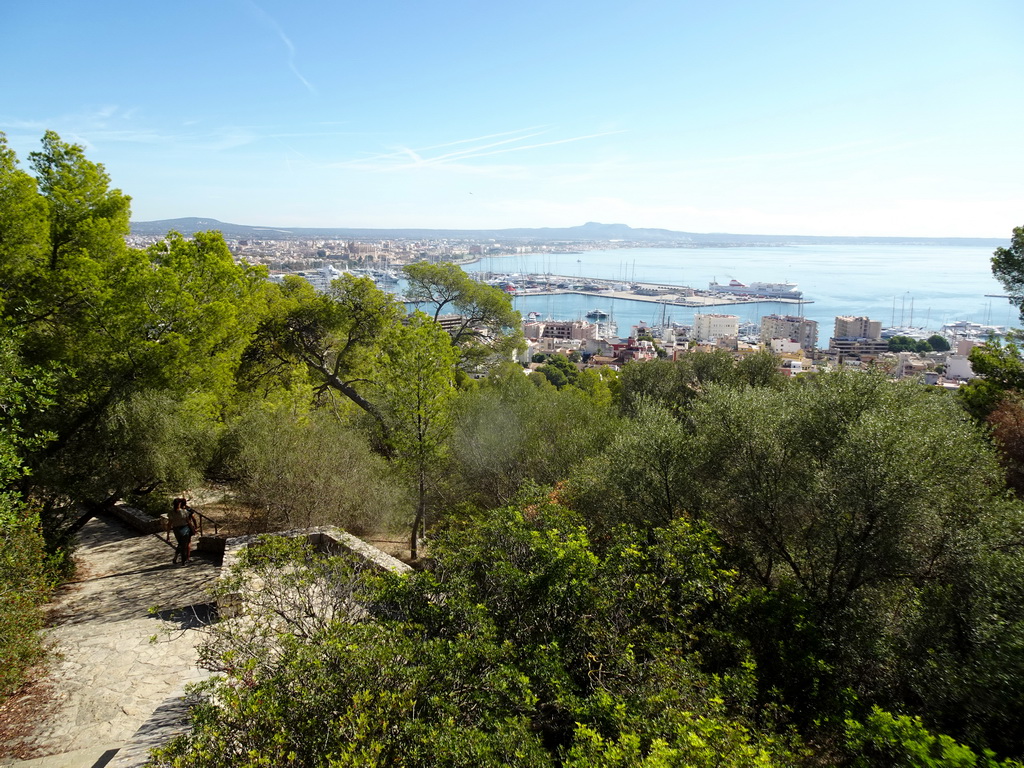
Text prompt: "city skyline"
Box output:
[[4, 0, 1023, 239]]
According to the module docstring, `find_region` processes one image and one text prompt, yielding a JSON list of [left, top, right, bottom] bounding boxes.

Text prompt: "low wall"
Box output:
[[221, 526, 412, 575], [218, 526, 412, 618], [108, 503, 165, 535], [106, 504, 225, 555], [111, 525, 411, 766]]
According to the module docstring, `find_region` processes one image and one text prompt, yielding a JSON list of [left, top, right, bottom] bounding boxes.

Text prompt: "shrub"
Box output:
[[0, 499, 53, 696], [220, 405, 410, 535]]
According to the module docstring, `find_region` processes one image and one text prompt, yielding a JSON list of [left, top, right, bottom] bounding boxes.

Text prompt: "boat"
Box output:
[[586, 308, 610, 319], [940, 320, 1005, 341], [373, 269, 400, 285], [708, 279, 802, 299], [881, 326, 929, 340]]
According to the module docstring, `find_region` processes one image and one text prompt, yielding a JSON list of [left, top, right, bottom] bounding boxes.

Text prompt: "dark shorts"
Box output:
[[172, 525, 193, 545]]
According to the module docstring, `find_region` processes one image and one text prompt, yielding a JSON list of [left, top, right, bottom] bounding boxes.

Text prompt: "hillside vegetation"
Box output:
[[4, 132, 1024, 766]]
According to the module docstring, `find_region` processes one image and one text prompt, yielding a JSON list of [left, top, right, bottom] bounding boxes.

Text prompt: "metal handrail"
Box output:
[[186, 506, 220, 536]]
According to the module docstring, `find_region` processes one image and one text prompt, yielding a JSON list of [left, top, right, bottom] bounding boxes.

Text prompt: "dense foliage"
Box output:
[[0, 337, 56, 695], [888, 334, 950, 353], [153, 511, 802, 767], [5, 134, 1024, 766]]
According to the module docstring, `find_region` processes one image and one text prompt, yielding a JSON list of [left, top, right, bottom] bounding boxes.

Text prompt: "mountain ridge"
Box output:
[[130, 217, 1007, 247]]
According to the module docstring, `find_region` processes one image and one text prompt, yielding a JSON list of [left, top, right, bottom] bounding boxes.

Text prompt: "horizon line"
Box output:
[[128, 217, 1009, 243]]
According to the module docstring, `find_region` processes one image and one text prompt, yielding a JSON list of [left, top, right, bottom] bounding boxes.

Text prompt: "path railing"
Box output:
[[187, 506, 220, 536]]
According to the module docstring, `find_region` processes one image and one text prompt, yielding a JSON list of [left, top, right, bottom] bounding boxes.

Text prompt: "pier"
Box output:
[[490, 273, 811, 309]]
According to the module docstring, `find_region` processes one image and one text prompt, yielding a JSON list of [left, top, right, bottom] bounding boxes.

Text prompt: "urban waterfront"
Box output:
[[464, 243, 1012, 339]]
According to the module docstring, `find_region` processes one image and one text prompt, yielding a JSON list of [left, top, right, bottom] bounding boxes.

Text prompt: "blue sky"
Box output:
[[3, 0, 1022, 237]]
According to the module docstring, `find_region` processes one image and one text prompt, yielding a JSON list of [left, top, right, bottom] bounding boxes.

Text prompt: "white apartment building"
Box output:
[[770, 338, 803, 354], [693, 313, 739, 342], [522, 320, 597, 341]]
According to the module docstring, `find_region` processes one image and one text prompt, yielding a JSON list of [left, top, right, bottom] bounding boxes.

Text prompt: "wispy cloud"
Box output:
[[336, 126, 626, 172], [337, 127, 549, 166], [244, 1, 317, 96], [0, 106, 164, 149]]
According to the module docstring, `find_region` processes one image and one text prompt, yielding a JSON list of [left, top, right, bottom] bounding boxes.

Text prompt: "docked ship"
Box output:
[[708, 279, 802, 299]]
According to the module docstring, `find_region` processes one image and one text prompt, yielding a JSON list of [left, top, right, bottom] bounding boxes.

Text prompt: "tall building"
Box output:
[[760, 314, 818, 352], [833, 315, 882, 341], [830, 315, 887, 356], [693, 313, 739, 342]]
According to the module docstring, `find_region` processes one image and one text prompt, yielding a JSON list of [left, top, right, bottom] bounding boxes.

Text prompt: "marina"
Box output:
[[465, 243, 1013, 339], [478, 273, 811, 309], [275, 242, 1014, 349]]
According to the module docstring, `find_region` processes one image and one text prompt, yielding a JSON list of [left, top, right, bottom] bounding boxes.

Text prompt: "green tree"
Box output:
[[679, 372, 1024, 750], [403, 261, 522, 367], [569, 369, 1024, 754], [377, 312, 458, 558], [154, 502, 798, 767], [736, 348, 786, 388], [0, 336, 56, 695], [888, 335, 932, 353], [29, 130, 131, 272], [20, 228, 269, 537], [537, 353, 579, 389], [961, 338, 1024, 419], [0, 132, 48, 320], [845, 707, 1024, 768], [218, 404, 409, 534], [447, 365, 618, 510], [992, 226, 1024, 323], [567, 401, 690, 534], [3, 135, 272, 536], [928, 334, 951, 352], [1, 134, 275, 543], [616, 350, 741, 416], [243, 273, 402, 436]]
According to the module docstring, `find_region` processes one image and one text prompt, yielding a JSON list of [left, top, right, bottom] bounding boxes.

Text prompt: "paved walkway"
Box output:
[[0, 515, 218, 765]]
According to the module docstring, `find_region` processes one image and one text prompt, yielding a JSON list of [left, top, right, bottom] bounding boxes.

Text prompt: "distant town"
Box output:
[[126, 219, 1009, 391]]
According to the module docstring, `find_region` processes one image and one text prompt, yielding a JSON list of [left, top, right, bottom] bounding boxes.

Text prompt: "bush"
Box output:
[[845, 707, 1022, 768], [220, 405, 410, 535], [150, 502, 801, 767], [0, 498, 53, 696]]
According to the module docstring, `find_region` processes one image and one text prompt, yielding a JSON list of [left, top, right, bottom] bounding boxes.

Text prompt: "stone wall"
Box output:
[[112, 526, 411, 766]]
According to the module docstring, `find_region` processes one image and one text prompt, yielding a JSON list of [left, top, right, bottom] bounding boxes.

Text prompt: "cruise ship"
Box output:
[[708, 279, 803, 299]]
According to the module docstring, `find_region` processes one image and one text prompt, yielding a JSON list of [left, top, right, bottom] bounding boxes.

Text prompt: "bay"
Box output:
[[464, 244, 1014, 342]]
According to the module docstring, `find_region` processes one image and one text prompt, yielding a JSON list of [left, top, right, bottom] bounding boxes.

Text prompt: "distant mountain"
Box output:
[[130, 217, 1007, 248]]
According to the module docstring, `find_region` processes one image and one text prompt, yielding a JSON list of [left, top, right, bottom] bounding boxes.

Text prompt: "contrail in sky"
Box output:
[[245, 1, 317, 96], [335, 127, 625, 169]]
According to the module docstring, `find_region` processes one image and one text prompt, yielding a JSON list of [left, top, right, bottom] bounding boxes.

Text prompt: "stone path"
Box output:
[[0, 515, 218, 766]]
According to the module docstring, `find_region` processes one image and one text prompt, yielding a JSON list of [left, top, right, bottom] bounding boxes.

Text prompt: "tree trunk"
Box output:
[[410, 473, 425, 561], [67, 492, 122, 535]]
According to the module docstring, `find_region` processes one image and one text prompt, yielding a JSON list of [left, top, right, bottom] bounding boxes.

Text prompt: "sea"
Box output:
[[461, 243, 1014, 341]]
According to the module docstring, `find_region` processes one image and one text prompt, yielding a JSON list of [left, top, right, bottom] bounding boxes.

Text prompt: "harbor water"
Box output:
[[463, 243, 1013, 340]]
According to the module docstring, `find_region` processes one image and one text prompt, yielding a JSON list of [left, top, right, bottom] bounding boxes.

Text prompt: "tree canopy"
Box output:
[[6, 136, 1024, 767], [992, 225, 1024, 323], [403, 261, 522, 367]]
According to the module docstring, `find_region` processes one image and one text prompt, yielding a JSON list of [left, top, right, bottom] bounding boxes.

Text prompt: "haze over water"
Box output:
[[465, 243, 1012, 341]]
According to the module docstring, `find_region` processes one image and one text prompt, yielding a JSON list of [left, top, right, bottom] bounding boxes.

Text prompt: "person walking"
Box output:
[[166, 497, 199, 565]]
